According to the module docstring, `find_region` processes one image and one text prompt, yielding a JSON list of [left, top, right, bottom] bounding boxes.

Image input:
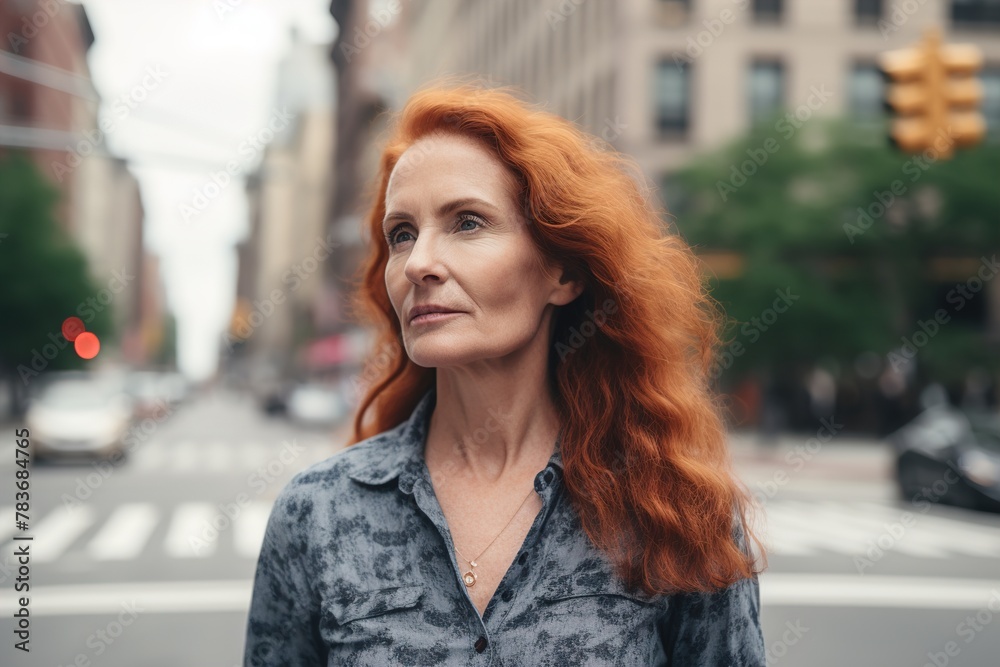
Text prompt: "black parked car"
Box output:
[[890, 406, 1000, 513]]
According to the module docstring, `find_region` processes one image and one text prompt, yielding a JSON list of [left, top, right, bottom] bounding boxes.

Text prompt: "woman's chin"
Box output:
[[405, 347, 469, 368]]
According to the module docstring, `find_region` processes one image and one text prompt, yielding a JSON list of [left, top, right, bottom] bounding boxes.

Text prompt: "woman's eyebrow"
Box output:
[[382, 197, 498, 229]]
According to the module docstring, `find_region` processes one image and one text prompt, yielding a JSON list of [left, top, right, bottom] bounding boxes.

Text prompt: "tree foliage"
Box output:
[[668, 117, 1000, 385], [0, 151, 113, 386]]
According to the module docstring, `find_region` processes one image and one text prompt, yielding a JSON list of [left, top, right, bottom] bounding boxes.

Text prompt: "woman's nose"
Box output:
[[402, 230, 446, 283]]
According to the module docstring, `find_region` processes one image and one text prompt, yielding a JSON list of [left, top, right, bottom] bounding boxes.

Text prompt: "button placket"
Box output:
[[410, 469, 491, 643]]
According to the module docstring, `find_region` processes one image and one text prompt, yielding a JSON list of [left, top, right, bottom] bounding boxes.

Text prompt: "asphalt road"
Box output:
[[0, 389, 997, 667]]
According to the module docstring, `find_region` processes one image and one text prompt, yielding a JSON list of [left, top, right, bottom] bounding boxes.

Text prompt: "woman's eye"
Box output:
[[384, 222, 414, 246], [386, 214, 485, 249], [387, 228, 412, 246], [457, 214, 484, 232]]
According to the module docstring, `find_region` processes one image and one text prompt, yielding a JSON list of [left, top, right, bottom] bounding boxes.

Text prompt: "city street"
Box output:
[[0, 386, 348, 667], [733, 433, 1000, 666], [2, 1, 999, 665], [1, 390, 998, 666]]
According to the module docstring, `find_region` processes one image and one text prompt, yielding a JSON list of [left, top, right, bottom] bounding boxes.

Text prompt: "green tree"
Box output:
[[669, 117, 1000, 388], [0, 151, 114, 414]]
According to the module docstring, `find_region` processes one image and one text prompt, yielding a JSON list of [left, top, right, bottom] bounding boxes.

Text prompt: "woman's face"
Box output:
[[383, 132, 580, 368]]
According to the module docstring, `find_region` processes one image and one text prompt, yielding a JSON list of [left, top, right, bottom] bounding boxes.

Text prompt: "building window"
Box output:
[[848, 63, 884, 120], [855, 0, 882, 23], [748, 60, 784, 125], [983, 67, 1000, 141], [752, 0, 783, 23], [656, 0, 691, 26], [654, 59, 690, 137], [660, 171, 690, 216], [952, 0, 1000, 26]]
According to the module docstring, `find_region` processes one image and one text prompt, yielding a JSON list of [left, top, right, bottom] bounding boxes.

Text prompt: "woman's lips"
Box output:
[[411, 311, 462, 325]]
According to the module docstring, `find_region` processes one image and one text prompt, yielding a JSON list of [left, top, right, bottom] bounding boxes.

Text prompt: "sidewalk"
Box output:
[[728, 430, 896, 500]]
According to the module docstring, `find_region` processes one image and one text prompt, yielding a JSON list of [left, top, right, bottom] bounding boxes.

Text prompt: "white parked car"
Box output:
[[286, 382, 347, 427], [25, 373, 134, 461]]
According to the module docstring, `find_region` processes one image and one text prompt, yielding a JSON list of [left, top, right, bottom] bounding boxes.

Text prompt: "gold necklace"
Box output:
[[453, 486, 536, 587]]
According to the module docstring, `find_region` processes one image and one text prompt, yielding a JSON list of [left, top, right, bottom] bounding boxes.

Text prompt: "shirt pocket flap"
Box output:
[[329, 585, 425, 625], [538, 570, 658, 606]]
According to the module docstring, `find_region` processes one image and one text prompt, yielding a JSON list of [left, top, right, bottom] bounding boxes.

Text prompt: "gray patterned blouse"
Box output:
[[243, 387, 766, 666]]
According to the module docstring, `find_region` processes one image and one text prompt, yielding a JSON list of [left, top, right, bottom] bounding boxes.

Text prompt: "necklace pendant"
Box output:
[[462, 570, 477, 587]]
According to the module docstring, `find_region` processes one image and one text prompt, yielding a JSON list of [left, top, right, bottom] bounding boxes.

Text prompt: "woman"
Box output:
[[244, 80, 768, 666]]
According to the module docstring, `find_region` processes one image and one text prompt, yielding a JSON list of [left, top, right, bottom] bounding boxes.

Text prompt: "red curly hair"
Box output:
[[344, 77, 766, 596]]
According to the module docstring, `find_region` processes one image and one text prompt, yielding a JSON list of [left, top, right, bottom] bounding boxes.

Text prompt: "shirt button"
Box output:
[[501, 589, 513, 602], [543, 469, 554, 483], [474, 636, 488, 653]]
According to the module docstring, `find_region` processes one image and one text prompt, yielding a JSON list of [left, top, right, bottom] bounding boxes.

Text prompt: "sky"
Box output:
[[79, 0, 338, 382]]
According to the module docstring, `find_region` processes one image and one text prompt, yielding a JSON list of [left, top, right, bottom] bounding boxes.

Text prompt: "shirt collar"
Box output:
[[346, 386, 564, 490]]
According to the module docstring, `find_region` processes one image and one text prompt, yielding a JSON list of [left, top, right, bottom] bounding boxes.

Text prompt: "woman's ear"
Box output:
[[554, 267, 585, 305]]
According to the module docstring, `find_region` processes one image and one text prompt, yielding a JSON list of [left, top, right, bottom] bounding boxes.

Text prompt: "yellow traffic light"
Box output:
[[879, 27, 985, 159], [229, 297, 253, 340]]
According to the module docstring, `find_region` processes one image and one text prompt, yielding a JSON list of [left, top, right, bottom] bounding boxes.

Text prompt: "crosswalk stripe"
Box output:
[[130, 440, 166, 471], [164, 502, 217, 558], [240, 441, 272, 470], [86, 503, 159, 561], [839, 501, 951, 558], [783, 500, 949, 559], [203, 441, 234, 472], [763, 500, 1000, 558], [5, 497, 996, 565], [866, 504, 1000, 558], [32, 505, 96, 563], [234, 502, 271, 559], [765, 502, 869, 555], [169, 440, 201, 472], [759, 513, 821, 556]]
